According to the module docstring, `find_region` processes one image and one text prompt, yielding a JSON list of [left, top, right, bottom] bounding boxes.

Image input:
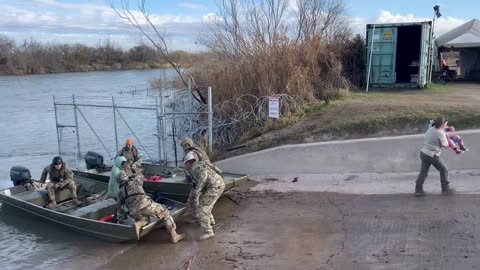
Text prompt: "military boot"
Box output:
[[46, 201, 57, 209], [133, 221, 147, 240], [72, 197, 82, 206], [169, 229, 185, 243], [199, 230, 215, 241]]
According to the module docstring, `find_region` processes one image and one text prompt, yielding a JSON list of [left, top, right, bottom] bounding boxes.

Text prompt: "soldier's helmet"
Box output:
[[52, 156, 63, 165], [181, 138, 194, 149], [183, 152, 197, 164]]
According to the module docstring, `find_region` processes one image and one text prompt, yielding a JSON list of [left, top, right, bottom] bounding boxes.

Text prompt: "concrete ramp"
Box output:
[[217, 130, 480, 175], [248, 170, 480, 195]]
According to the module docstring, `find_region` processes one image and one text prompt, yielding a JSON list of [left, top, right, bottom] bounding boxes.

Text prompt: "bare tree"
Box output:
[[294, 0, 349, 43], [128, 44, 156, 62], [111, 0, 206, 103], [200, 0, 248, 58], [0, 35, 15, 68], [201, 0, 348, 56], [200, 0, 290, 59], [246, 0, 289, 51]]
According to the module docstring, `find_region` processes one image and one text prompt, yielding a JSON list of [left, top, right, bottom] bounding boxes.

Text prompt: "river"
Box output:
[[0, 69, 177, 269]]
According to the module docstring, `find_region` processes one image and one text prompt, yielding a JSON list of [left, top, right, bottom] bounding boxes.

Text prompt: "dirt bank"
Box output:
[[218, 83, 480, 160], [101, 182, 480, 270]]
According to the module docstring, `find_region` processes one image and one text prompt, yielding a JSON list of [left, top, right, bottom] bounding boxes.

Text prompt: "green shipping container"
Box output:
[[366, 22, 432, 88]]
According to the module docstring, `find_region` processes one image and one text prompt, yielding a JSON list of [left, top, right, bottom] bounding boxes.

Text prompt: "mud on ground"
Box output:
[[102, 181, 480, 270]]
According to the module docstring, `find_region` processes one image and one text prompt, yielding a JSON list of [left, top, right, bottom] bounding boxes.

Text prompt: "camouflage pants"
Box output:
[[118, 200, 176, 231], [46, 179, 77, 202], [196, 183, 225, 233], [186, 191, 215, 224]]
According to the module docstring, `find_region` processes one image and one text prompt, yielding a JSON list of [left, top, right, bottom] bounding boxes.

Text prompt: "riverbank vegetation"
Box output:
[[0, 36, 200, 75], [189, 0, 365, 105], [183, 0, 366, 148]]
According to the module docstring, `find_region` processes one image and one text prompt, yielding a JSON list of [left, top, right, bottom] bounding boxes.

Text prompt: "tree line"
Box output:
[[0, 36, 198, 75]]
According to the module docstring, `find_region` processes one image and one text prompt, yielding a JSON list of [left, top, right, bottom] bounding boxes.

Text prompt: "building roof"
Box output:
[[436, 19, 480, 48]]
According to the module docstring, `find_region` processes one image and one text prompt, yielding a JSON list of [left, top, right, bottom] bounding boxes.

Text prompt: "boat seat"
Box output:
[[68, 198, 117, 219], [8, 185, 29, 195], [74, 178, 106, 194], [14, 183, 83, 206]]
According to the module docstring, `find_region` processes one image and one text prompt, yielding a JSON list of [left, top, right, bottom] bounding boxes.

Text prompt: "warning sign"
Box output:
[[268, 96, 280, 118], [383, 32, 392, 40]]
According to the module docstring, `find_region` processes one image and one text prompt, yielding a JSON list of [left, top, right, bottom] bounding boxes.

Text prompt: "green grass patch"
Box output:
[[301, 101, 331, 116], [262, 116, 299, 132], [323, 108, 480, 136], [344, 91, 390, 100], [241, 101, 331, 142], [241, 86, 480, 153], [425, 83, 453, 92], [247, 108, 480, 152], [240, 115, 301, 142]]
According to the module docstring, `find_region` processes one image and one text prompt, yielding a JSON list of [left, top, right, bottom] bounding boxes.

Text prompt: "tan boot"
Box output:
[[170, 230, 185, 243], [46, 201, 57, 209], [199, 230, 215, 241], [210, 217, 216, 226], [133, 221, 144, 240], [72, 197, 82, 206]]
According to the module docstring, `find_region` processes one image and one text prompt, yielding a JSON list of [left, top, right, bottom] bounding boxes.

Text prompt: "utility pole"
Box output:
[[428, 5, 442, 83]]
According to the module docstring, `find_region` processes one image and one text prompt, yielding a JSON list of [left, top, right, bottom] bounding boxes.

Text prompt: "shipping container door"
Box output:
[[419, 22, 431, 87], [367, 26, 396, 87]]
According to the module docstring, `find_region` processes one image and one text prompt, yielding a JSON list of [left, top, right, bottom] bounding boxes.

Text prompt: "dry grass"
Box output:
[[188, 38, 362, 149], [185, 36, 365, 150], [190, 37, 357, 107]]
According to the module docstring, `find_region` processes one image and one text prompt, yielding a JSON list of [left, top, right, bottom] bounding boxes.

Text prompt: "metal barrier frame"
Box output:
[[53, 87, 213, 165]]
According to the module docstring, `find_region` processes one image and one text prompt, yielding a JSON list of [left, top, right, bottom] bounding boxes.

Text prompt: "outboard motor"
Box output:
[[10, 166, 32, 186], [85, 151, 105, 170]]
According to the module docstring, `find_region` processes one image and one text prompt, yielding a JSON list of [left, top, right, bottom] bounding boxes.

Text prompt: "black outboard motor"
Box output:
[[85, 151, 105, 170], [10, 166, 32, 186]]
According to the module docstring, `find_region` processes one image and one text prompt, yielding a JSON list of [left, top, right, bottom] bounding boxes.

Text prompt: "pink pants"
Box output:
[[447, 135, 466, 150]]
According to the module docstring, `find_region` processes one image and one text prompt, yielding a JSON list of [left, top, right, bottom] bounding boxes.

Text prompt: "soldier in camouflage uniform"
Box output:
[[118, 138, 142, 176], [40, 156, 81, 209], [183, 152, 225, 240], [116, 162, 185, 243], [181, 138, 221, 174], [181, 138, 222, 225]]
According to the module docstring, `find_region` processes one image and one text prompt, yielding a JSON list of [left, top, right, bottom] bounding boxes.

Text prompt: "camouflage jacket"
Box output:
[[184, 146, 221, 182], [117, 179, 151, 212], [188, 161, 225, 204], [118, 146, 142, 166], [39, 163, 74, 183], [185, 145, 210, 163]]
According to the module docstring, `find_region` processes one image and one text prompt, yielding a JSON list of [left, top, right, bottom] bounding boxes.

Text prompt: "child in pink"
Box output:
[[444, 126, 469, 154], [429, 120, 469, 154]]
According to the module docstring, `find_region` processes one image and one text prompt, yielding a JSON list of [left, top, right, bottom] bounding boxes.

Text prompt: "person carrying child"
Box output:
[[429, 119, 469, 154]]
